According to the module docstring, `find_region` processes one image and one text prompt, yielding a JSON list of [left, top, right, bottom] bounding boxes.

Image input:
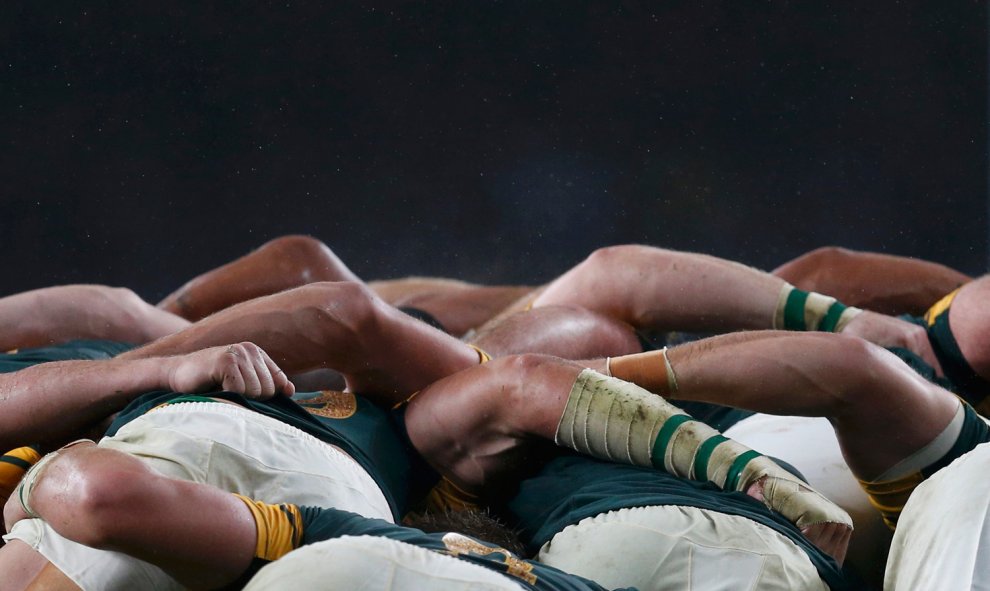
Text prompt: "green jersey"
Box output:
[[508, 454, 850, 590]]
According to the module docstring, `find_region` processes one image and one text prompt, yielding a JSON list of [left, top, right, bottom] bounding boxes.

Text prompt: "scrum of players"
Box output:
[[1, 236, 986, 590]]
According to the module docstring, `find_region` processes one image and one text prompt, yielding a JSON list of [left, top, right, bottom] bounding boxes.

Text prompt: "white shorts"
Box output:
[[4, 401, 393, 591], [243, 536, 525, 591], [885, 442, 990, 590], [536, 504, 828, 591], [724, 412, 890, 583]]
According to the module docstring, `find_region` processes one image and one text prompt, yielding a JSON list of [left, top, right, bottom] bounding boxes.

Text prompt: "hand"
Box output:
[[745, 473, 852, 565], [801, 521, 852, 566], [167, 342, 295, 400], [840, 311, 942, 375]]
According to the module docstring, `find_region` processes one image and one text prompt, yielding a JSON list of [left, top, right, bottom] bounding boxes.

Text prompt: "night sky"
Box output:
[[3, 2, 986, 301]]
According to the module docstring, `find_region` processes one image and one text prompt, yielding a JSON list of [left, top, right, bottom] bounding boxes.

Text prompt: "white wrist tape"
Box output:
[[554, 369, 675, 467], [773, 284, 863, 332]]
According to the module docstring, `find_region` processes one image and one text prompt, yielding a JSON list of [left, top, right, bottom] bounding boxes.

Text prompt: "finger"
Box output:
[[260, 350, 295, 397], [244, 344, 276, 399], [823, 525, 849, 566], [802, 523, 849, 565], [221, 356, 247, 394], [277, 369, 295, 397], [225, 343, 263, 397], [238, 356, 263, 398]]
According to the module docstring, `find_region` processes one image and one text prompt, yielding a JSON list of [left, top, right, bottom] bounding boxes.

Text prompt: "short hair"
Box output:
[[404, 509, 526, 557]]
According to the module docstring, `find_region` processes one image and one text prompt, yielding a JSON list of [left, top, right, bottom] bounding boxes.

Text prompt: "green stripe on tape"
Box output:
[[784, 289, 809, 330], [693, 435, 728, 481], [724, 450, 763, 491], [651, 414, 693, 470], [819, 301, 848, 332]]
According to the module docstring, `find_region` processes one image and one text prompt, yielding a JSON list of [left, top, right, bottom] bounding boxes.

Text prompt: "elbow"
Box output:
[[261, 235, 356, 283], [298, 281, 384, 343], [820, 333, 902, 416]]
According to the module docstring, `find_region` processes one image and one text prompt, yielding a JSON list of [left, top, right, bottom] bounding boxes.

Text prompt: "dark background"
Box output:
[[3, 2, 987, 301]]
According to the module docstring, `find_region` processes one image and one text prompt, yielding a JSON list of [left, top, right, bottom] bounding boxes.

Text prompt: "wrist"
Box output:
[[773, 284, 862, 332], [156, 355, 182, 392]]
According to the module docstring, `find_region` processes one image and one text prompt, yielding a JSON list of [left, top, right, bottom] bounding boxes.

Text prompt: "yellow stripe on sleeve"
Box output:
[[924, 288, 962, 326], [233, 494, 304, 561]]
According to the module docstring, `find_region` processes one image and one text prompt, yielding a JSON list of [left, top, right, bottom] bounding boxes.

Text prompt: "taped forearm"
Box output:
[[554, 369, 852, 530]]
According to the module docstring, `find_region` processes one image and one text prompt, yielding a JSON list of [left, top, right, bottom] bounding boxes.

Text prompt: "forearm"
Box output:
[[0, 341, 292, 450], [533, 245, 784, 332], [128, 285, 361, 372], [664, 332, 958, 477], [159, 235, 362, 321], [773, 247, 971, 316], [130, 283, 480, 401], [0, 285, 189, 351], [0, 357, 174, 449]]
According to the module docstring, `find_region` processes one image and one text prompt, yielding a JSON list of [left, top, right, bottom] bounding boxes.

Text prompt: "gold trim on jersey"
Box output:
[[925, 288, 961, 326], [467, 344, 492, 364], [858, 471, 925, 529]]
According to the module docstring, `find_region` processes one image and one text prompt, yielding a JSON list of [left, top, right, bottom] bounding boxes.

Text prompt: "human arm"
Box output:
[[369, 277, 535, 337], [532, 245, 785, 332], [402, 353, 853, 563], [0, 342, 293, 450], [772, 246, 972, 316], [129, 282, 480, 404], [158, 235, 362, 321], [0, 285, 189, 352], [533, 244, 941, 368]]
